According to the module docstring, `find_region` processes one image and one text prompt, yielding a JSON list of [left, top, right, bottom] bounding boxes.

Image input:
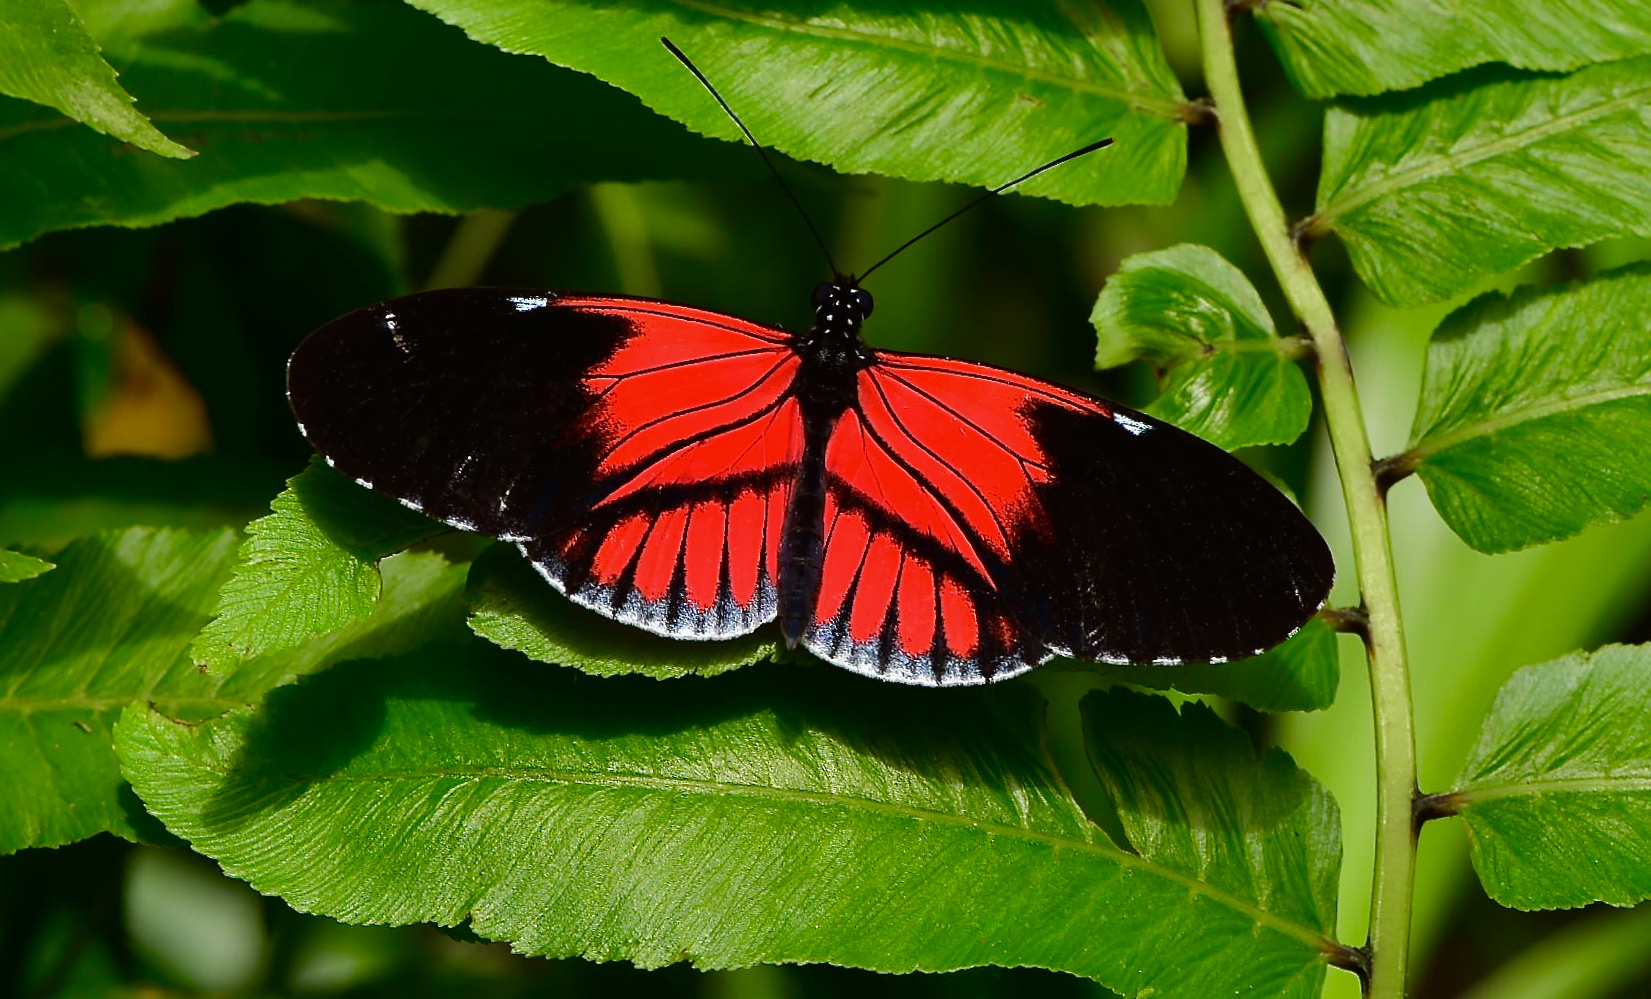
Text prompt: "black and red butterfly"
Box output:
[[288, 39, 1331, 686], [287, 276, 1333, 686]]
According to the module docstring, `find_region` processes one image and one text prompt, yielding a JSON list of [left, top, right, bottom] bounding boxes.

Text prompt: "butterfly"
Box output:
[[287, 276, 1334, 687]]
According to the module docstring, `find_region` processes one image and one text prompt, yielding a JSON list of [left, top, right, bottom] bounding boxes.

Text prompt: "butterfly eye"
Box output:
[[812, 283, 834, 309], [851, 288, 874, 317]]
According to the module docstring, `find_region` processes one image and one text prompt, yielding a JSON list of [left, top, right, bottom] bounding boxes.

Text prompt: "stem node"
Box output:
[[1372, 451, 1416, 497], [1414, 791, 1463, 827], [1320, 605, 1371, 641]]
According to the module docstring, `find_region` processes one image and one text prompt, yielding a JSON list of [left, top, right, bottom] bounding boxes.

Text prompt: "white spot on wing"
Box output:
[[508, 296, 548, 312], [355, 477, 374, 490], [1150, 655, 1182, 666], [383, 313, 411, 354], [397, 496, 424, 513], [1113, 412, 1152, 436]]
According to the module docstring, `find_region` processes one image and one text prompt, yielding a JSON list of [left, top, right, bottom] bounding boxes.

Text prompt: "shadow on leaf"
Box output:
[[198, 638, 1060, 839]]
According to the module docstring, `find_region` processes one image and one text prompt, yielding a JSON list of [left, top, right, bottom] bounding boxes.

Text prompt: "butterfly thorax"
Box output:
[[792, 280, 874, 421]]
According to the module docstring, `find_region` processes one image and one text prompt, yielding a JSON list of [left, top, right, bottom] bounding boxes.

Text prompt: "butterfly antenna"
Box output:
[[661, 37, 841, 278], [856, 138, 1115, 283]]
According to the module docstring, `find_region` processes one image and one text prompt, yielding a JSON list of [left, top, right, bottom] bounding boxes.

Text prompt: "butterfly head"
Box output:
[[810, 280, 874, 345]]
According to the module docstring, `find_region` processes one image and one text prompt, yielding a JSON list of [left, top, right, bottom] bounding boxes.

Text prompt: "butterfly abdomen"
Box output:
[[775, 418, 833, 647]]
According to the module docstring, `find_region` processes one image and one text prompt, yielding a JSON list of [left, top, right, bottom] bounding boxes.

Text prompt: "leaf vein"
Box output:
[[202, 759, 1338, 951], [663, 0, 1184, 118], [1316, 81, 1651, 226], [1410, 382, 1650, 459], [1459, 773, 1651, 803]]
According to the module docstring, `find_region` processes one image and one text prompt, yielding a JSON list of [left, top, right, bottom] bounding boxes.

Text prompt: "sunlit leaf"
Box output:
[[405, 0, 1187, 206], [118, 654, 1340, 997], [1084, 689, 1342, 964], [0, 0, 749, 250], [1451, 643, 1651, 910], [180, 549, 470, 720], [1091, 243, 1309, 449], [465, 543, 774, 679], [1254, 0, 1651, 99], [0, 549, 52, 582], [0, 0, 192, 158], [192, 459, 443, 669], [0, 525, 467, 855], [1095, 615, 1341, 713], [1400, 264, 1651, 553], [1310, 59, 1651, 307]]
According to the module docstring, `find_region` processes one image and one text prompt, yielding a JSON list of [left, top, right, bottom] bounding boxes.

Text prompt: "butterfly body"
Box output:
[[776, 281, 877, 647], [289, 285, 1333, 686]]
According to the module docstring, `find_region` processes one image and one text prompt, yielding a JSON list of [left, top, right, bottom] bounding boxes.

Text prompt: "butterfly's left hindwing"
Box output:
[[288, 289, 804, 640]]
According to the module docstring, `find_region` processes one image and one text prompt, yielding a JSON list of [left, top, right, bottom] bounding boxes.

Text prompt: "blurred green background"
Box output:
[[5, 4, 1651, 997]]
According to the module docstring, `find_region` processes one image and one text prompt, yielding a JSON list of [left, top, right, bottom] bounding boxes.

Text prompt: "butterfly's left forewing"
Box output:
[[288, 289, 804, 641]]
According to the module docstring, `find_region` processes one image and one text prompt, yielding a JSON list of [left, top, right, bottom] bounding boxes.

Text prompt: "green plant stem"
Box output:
[[1194, 3, 1417, 997]]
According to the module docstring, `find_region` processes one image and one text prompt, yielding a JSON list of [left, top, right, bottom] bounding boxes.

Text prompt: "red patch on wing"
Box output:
[[798, 353, 1113, 683], [536, 299, 803, 639], [861, 353, 1110, 554]]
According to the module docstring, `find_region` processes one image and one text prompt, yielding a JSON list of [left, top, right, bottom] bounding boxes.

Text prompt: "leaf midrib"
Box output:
[[1314, 80, 1651, 227], [667, 0, 1184, 118], [1409, 382, 1651, 460], [196, 755, 1336, 953], [1457, 772, 1651, 804]]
